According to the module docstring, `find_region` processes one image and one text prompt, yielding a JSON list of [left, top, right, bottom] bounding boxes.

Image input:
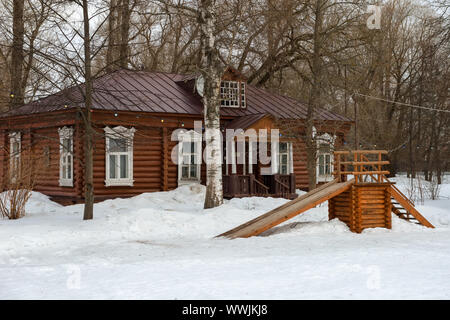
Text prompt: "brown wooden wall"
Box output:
[[329, 184, 392, 233], [0, 109, 351, 204], [0, 111, 80, 204], [31, 125, 80, 201]]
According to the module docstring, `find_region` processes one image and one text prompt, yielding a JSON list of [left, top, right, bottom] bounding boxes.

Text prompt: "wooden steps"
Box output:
[[216, 179, 355, 239], [389, 186, 434, 228]]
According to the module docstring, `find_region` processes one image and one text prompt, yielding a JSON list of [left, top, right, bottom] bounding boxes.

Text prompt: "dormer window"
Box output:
[[220, 81, 246, 108]]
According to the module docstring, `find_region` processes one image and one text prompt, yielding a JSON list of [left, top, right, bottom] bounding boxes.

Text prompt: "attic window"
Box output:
[[220, 81, 245, 108]]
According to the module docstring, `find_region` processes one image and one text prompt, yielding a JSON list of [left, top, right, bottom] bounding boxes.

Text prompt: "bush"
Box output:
[[0, 149, 44, 219]]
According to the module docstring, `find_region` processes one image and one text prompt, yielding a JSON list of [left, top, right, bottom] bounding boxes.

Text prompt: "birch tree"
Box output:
[[198, 0, 223, 209]]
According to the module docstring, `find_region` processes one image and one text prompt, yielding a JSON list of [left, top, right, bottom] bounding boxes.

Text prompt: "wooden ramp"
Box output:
[[216, 179, 355, 239]]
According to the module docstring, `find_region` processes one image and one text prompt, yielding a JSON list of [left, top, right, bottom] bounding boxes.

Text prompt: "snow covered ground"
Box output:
[[1, 175, 449, 299]]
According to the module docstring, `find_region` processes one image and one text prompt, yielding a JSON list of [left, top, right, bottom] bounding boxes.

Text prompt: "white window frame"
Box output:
[[177, 130, 202, 185], [9, 132, 21, 183], [316, 133, 336, 182], [220, 81, 240, 108], [278, 142, 293, 175], [240, 82, 246, 108], [58, 126, 74, 187], [104, 126, 135, 187]]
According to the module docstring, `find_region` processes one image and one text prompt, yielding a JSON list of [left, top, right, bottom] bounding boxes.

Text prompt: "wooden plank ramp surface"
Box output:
[[216, 179, 355, 239]]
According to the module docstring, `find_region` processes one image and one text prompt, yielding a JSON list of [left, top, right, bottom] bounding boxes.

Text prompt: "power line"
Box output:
[[353, 93, 450, 114]]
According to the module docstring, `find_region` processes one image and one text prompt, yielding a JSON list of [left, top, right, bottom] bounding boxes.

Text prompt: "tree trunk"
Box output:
[[306, 0, 324, 191], [199, 0, 223, 209], [10, 0, 25, 108], [82, 0, 94, 220], [106, 0, 118, 72], [118, 0, 131, 68]]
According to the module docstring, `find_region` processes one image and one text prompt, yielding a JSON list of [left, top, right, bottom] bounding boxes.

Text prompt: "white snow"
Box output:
[[0, 175, 449, 299]]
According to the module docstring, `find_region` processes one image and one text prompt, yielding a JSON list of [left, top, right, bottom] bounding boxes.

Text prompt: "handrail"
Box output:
[[334, 150, 389, 183], [253, 178, 269, 191], [380, 175, 415, 207], [274, 177, 290, 191]]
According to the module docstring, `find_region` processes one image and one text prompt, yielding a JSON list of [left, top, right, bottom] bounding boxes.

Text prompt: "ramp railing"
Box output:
[[334, 150, 390, 184]]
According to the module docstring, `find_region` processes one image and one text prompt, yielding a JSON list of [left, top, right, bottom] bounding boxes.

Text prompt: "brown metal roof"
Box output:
[[224, 113, 269, 130], [1, 69, 351, 122]]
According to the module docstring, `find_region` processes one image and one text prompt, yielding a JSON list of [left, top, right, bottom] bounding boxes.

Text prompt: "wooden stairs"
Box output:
[[389, 185, 434, 228]]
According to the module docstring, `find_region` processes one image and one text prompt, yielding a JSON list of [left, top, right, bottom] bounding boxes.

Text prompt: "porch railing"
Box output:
[[223, 173, 295, 198], [334, 150, 390, 183]]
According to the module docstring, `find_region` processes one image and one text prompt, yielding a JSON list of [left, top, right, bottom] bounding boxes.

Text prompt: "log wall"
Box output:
[[0, 110, 352, 205], [329, 184, 392, 232]]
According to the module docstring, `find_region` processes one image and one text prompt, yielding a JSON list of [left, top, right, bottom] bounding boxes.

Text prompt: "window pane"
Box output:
[[183, 155, 190, 165], [281, 154, 288, 165], [120, 155, 128, 178], [190, 165, 197, 178], [182, 142, 190, 154], [182, 166, 189, 178], [325, 155, 331, 174], [281, 164, 287, 175], [63, 138, 71, 153], [319, 155, 324, 175], [110, 138, 127, 152], [279, 143, 287, 153], [62, 165, 67, 179], [68, 162, 72, 179], [110, 155, 116, 179], [12, 142, 19, 154]]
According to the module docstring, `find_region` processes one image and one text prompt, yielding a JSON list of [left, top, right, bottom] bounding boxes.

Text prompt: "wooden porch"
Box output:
[[222, 173, 297, 199]]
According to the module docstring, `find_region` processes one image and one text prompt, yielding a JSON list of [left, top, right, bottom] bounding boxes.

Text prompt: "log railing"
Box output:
[[251, 176, 270, 196], [274, 176, 291, 198], [334, 150, 390, 184], [223, 174, 295, 198]]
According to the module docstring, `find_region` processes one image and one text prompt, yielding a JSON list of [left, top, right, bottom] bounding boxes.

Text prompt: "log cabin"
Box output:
[[0, 67, 352, 205]]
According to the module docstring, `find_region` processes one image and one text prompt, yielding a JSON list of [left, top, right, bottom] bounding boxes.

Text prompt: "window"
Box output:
[[9, 132, 21, 183], [178, 130, 202, 184], [318, 144, 332, 175], [104, 126, 135, 187], [240, 82, 246, 108], [58, 127, 74, 187], [220, 81, 243, 108], [278, 142, 292, 175], [316, 133, 335, 182]]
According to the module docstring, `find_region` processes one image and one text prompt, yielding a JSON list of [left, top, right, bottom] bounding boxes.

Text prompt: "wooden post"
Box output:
[[356, 187, 362, 233], [328, 197, 336, 221], [161, 127, 168, 191], [231, 139, 236, 174], [249, 174, 255, 195], [378, 151, 382, 182], [351, 185, 357, 232], [385, 187, 392, 229], [290, 173, 296, 194], [248, 141, 253, 174]]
